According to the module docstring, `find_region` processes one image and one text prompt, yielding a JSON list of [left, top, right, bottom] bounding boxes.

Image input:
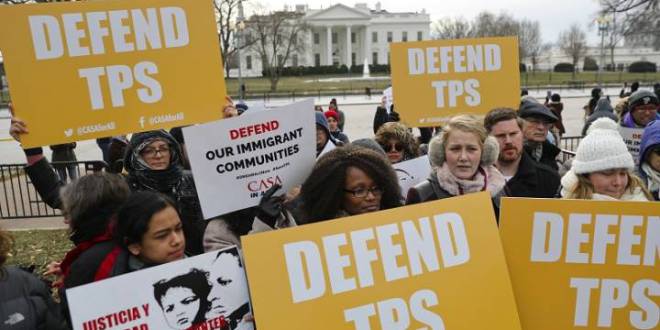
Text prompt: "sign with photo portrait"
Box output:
[[67, 246, 253, 330]]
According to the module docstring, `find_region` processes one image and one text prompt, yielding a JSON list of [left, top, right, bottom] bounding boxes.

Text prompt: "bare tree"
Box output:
[[214, 0, 258, 78], [558, 24, 588, 78], [518, 19, 542, 69], [471, 11, 519, 38], [247, 10, 309, 91], [599, 0, 659, 50], [432, 17, 472, 39]]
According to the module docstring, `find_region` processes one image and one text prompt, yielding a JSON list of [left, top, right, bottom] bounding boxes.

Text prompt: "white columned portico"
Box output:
[[308, 31, 314, 66], [326, 26, 333, 65], [346, 25, 352, 68], [364, 25, 371, 65]]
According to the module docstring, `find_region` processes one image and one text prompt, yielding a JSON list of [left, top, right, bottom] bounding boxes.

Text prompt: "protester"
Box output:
[[545, 93, 565, 140], [654, 82, 660, 100], [96, 137, 112, 164], [373, 96, 399, 134], [561, 118, 652, 201], [315, 111, 341, 156], [328, 98, 345, 131], [314, 105, 324, 112], [620, 90, 659, 128], [107, 135, 130, 173], [519, 99, 561, 171], [124, 130, 205, 255], [584, 87, 602, 118], [582, 98, 618, 136], [299, 144, 402, 223], [484, 108, 560, 198], [49, 142, 78, 182], [619, 81, 639, 98], [0, 229, 67, 330], [638, 120, 660, 200], [352, 138, 387, 157], [374, 122, 419, 164], [324, 110, 350, 144], [406, 115, 505, 204]]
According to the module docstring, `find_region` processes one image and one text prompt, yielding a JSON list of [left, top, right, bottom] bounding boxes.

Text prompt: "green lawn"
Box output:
[[6, 229, 72, 276]]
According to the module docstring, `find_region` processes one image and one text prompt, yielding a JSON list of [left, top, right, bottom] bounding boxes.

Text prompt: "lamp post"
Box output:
[[596, 16, 609, 86], [236, 0, 245, 101]]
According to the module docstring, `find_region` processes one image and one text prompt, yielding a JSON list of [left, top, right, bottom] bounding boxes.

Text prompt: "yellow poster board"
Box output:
[[390, 36, 520, 127], [0, 0, 225, 147], [499, 198, 659, 330], [242, 192, 521, 330]]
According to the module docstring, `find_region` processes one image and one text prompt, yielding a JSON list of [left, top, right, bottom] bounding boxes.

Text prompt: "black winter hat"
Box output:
[[519, 99, 558, 123], [628, 90, 659, 112]]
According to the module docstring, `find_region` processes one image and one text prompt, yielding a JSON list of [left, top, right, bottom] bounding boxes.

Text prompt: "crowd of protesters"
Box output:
[[2, 82, 659, 329]]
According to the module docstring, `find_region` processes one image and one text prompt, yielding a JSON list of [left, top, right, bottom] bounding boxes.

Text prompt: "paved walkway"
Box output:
[[2, 216, 67, 231]]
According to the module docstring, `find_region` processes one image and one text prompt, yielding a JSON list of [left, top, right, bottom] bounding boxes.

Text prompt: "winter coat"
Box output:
[[501, 151, 561, 198], [582, 99, 619, 136], [547, 101, 565, 134], [638, 120, 660, 200], [0, 266, 66, 330], [406, 164, 506, 204], [330, 130, 350, 144], [523, 140, 561, 171], [204, 210, 297, 252], [373, 106, 400, 134], [49, 143, 77, 163]]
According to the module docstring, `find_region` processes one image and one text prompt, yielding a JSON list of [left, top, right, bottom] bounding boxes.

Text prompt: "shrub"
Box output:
[[628, 61, 657, 73], [554, 62, 574, 73], [583, 57, 598, 71]]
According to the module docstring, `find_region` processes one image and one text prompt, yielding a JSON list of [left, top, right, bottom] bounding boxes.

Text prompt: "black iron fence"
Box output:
[[0, 161, 107, 219], [559, 135, 583, 165]]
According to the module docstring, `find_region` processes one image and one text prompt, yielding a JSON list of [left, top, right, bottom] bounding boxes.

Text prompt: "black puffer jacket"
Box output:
[[124, 130, 205, 255], [0, 266, 66, 330]]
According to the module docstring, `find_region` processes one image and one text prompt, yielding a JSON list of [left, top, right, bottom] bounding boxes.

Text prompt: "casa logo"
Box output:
[[247, 175, 282, 192]]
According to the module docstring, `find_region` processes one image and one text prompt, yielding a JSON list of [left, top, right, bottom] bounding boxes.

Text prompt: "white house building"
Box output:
[[235, 3, 431, 77]]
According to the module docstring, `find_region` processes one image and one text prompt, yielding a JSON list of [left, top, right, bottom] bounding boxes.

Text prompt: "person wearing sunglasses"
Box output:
[[298, 144, 402, 224], [374, 122, 419, 164]]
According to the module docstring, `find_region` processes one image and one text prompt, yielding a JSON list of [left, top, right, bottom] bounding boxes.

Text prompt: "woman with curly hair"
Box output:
[[375, 122, 419, 164], [299, 144, 402, 224]]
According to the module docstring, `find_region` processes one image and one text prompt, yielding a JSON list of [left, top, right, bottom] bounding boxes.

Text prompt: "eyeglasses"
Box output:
[[141, 146, 171, 157], [344, 186, 383, 198], [380, 143, 404, 152]]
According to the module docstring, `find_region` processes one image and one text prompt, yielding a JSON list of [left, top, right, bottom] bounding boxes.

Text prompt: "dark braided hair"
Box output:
[[300, 144, 402, 223]]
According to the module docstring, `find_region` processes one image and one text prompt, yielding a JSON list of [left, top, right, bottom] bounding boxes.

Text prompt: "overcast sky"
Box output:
[[255, 0, 605, 45]]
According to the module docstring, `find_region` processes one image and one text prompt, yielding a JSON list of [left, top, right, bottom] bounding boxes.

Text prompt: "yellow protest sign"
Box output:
[[0, 0, 225, 147], [390, 36, 520, 127], [499, 198, 659, 330], [242, 192, 521, 330]]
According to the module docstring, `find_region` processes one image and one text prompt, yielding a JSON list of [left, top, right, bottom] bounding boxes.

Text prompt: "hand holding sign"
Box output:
[[257, 184, 284, 227]]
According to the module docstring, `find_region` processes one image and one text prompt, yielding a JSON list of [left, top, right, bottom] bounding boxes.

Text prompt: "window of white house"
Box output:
[[417, 31, 423, 41], [246, 55, 252, 70], [372, 31, 378, 43], [372, 52, 378, 65], [402, 31, 408, 42], [314, 33, 319, 44], [387, 31, 393, 42]]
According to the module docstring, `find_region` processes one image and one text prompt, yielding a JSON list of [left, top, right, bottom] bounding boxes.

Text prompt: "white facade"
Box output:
[[531, 46, 660, 71], [235, 3, 431, 77]]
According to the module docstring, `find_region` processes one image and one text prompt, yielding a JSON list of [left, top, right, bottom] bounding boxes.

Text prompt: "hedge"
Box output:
[[628, 61, 657, 73], [554, 62, 574, 73]]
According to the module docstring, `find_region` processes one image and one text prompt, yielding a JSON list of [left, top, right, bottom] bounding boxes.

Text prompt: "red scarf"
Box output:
[[59, 227, 118, 286]]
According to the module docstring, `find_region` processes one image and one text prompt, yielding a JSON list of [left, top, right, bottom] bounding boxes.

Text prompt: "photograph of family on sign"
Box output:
[[66, 246, 253, 330]]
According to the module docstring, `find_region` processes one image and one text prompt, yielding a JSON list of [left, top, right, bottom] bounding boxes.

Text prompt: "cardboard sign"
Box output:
[[392, 155, 430, 197], [242, 192, 522, 330], [0, 0, 225, 147], [619, 126, 644, 166], [67, 246, 253, 330], [390, 37, 520, 127], [499, 198, 659, 330], [183, 99, 316, 218]]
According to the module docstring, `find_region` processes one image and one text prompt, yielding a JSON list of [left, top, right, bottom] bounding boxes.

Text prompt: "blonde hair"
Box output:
[[565, 170, 653, 200], [442, 115, 488, 145]]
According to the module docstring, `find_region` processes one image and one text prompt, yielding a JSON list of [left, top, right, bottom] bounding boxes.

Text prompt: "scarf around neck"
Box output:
[[435, 163, 506, 197], [642, 162, 660, 193]]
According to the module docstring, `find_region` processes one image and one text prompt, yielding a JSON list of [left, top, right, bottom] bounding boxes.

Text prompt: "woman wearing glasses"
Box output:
[[298, 144, 402, 224], [374, 122, 419, 164], [406, 115, 505, 204]]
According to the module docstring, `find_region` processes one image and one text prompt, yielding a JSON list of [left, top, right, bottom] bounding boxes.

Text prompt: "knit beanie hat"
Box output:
[[572, 118, 634, 174], [324, 110, 339, 122]]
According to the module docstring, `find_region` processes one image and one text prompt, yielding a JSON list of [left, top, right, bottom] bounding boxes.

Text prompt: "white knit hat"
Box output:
[[572, 118, 634, 174]]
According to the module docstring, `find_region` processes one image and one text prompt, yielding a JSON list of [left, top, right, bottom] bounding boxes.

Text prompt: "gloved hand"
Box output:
[[257, 184, 285, 228]]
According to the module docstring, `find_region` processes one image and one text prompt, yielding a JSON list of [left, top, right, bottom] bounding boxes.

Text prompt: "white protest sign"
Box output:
[[392, 155, 430, 196], [184, 99, 316, 218], [67, 247, 253, 330], [619, 126, 644, 165]]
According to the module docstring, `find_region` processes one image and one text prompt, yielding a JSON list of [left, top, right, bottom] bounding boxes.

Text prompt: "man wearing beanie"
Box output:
[[582, 98, 618, 135], [324, 110, 349, 144], [621, 90, 659, 128], [518, 99, 561, 171], [561, 118, 652, 201]]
